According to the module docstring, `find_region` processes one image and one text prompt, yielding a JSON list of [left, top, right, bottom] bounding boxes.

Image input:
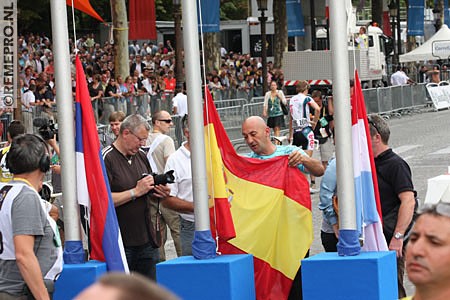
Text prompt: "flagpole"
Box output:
[[49, 0, 82, 245], [329, 0, 360, 255], [181, 0, 210, 233]]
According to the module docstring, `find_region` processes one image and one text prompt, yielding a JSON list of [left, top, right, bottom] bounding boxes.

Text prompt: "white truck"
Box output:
[[282, 25, 392, 94]]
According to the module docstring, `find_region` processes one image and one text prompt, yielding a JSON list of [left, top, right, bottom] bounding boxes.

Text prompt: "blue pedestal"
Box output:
[[302, 251, 398, 300], [157, 254, 255, 300], [53, 261, 107, 300]]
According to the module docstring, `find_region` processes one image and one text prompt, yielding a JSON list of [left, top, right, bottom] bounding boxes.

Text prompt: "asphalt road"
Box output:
[[162, 107, 450, 297]]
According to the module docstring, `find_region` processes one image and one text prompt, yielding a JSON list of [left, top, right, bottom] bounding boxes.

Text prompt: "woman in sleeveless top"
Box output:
[[263, 80, 287, 137]]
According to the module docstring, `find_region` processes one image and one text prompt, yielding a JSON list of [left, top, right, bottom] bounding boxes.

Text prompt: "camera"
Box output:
[[33, 117, 58, 140], [142, 170, 175, 186]]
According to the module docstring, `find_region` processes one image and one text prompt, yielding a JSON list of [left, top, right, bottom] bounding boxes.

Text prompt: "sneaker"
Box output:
[[309, 187, 319, 194]]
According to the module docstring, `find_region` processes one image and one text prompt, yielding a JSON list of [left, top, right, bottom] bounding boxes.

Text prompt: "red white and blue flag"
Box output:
[[75, 55, 129, 271], [351, 70, 388, 251]]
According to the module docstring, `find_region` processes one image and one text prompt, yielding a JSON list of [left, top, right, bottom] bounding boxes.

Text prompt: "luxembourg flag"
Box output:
[[75, 55, 129, 271], [351, 70, 388, 251]]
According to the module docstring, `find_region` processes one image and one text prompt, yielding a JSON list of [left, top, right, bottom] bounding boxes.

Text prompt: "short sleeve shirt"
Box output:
[[247, 145, 308, 173]]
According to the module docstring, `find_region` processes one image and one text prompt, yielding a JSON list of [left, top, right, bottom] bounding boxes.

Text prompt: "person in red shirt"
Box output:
[[163, 70, 176, 93]]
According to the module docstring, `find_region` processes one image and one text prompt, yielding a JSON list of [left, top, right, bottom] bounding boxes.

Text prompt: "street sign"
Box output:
[[432, 40, 450, 60]]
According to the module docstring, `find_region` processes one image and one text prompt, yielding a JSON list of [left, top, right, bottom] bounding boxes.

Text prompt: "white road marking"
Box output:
[[392, 145, 421, 155], [430, 146, 450, 155]]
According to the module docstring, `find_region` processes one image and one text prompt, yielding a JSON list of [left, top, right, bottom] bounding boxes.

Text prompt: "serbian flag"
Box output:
[[75, 55, 128, 271], [203, 88, 312, 299], [129, 0, 157, 40], [66, 0, 104, 22], [351, 70, 388, 251]]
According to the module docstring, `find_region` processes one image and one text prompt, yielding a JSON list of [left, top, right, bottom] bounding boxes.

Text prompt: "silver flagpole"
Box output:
[[182, 0, 210, 231], [49, 0, 81, 242], [329, 0, 357, 232]]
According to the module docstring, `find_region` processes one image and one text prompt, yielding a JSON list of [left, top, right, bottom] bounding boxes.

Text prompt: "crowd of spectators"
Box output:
[[15, 33, 288, 128]]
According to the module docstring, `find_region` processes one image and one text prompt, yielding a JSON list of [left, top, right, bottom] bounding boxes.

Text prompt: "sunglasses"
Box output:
[[367, 118, 381, 134], [422, 202, 450, 218], [158, 119, 172, 124]]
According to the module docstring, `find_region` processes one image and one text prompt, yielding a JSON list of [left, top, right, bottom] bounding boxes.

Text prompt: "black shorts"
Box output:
[[293, 128, 315, 151], [267, 115, 285, 128], [293, 131, 307, 149]]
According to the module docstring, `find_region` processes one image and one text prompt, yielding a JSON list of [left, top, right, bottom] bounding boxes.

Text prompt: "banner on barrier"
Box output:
[[426, 84, 450, 110], [0, 0, 17, 108]]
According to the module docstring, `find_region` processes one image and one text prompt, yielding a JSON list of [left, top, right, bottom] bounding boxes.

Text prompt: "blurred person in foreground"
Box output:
[[401, 202, 450, 300], [75, 272, 179, 300]]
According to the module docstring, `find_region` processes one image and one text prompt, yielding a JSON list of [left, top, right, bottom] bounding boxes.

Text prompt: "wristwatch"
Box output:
[[394, 232, 404, 240]]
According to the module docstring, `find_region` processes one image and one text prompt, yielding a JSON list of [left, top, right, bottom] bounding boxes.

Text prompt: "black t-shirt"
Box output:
[[103, 144, 155, 247], [375, 149, 414, 217], [88, 82, 103, 98]]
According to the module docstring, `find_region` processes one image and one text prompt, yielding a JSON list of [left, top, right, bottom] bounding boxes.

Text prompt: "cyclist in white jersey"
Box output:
[[289, 80, 319, 154]]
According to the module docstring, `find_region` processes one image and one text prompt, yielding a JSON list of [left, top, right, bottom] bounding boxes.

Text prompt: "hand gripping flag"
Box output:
[[351, 70, 388, 251], [66, 0, 104, 22], [75, 55, 128, 271], [203, 88, 313, 300]]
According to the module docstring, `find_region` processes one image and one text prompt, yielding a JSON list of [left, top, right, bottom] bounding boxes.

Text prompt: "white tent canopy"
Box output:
[[400, 24, 450, 63]]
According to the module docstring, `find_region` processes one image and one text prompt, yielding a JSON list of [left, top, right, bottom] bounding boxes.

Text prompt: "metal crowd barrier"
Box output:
[[362, 83, 428, 117]]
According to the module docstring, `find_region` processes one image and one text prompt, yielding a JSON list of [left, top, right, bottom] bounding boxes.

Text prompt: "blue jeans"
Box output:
[[180, 217, 195, 256], [125, 242, 159, 280]]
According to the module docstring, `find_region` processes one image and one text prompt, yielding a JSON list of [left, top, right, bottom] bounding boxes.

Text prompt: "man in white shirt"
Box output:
[[163, 116, 194, 256], [391, 66, 413, 86], [172, 86, 188, 148]]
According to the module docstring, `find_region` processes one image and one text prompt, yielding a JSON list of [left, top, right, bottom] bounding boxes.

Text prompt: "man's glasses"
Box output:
[[158, 119, 173, 124], [130, 131, 147, 142], [435, 202, 450, 217]]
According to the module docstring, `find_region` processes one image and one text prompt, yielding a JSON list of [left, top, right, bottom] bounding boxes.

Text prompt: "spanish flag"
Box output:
[[203, 88, 313, 299]]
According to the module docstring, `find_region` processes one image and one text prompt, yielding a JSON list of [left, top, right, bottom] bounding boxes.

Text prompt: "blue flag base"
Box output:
[[157, 254, 255, 300], [54, 260, 107, 300], [192, 230, 216, 259], [337, 229, 361, 256], [63, 240, 85, 264], [302, 251, 398, 300]]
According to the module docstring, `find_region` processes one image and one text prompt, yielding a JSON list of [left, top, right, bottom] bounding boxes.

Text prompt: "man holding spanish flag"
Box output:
[[241, 116, 324, 299]]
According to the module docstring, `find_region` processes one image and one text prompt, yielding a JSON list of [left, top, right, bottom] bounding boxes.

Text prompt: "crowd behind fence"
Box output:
[[1, 83, 433, 149]]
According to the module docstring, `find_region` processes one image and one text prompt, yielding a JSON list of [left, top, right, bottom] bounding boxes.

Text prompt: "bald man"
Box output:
[[242, 116, 324, 176]]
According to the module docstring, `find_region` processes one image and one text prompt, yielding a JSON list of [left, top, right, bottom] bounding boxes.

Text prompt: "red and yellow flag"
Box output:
[[203, 88, 313, 300], [66, 0, 104, 22]]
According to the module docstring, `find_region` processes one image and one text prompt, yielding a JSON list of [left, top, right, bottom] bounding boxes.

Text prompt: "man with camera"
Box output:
[[102, 114, 170, 280], [0, 134, 63, 300]]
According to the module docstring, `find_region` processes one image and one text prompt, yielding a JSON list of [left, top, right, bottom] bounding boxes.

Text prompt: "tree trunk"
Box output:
[[204, 32, 220, 73], [110, 0, 129, 79], [273, 0, 287, 69], [371, 0, 383, 27]]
